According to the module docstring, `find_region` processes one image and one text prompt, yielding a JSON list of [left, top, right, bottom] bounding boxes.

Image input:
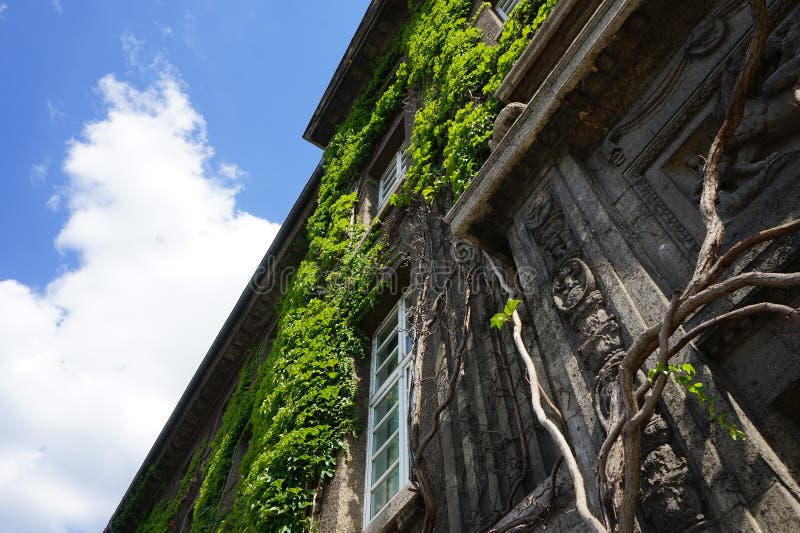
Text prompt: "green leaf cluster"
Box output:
[[490, 298, 521, 329], [398, 0, 558, 202], [213, 2, 558, 529], [135, 442, 207, 533], [648, 362, 746, 440], [190, 352, 261, 532]]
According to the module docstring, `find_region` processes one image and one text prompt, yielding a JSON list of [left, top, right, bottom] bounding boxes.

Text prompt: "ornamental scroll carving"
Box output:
[[523, 189, 705, 531]]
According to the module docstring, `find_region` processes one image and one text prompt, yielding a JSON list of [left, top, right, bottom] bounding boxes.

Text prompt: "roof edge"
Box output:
[[303, 0, 411, 148]]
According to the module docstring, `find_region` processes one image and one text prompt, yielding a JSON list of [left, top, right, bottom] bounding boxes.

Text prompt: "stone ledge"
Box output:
[[364, 483, 422, 533]]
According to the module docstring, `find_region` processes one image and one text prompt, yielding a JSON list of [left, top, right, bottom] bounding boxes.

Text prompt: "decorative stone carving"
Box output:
[[523, 190, 625, 420], [552, 258, 593, 313], [489, 102, 526, 152], [640, 416, 708, 532], [686, 17, 726, 57], [632, 175, 700, 260], [601, 0, 738, 168], [522, 190, 579, 271], [703, 6, 800, 217], [523, 188, 705, 531]]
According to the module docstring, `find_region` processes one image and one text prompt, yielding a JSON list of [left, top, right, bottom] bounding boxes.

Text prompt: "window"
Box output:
[[364, 292, 414, 525], [377, 145, 409, 207], [495, 0, 520, 21]]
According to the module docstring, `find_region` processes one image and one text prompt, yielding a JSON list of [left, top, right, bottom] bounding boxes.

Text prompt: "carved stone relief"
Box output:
[[710, 6, 800, 217], [522, 188, 706, 531], [594, 0, 800, 277], [640, 415, 707, 532], [664, 4, 800, 212], [660, 5, 800, 220]]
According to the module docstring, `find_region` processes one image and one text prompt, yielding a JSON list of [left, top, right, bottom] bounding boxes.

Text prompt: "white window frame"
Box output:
[[363, 292, 414, 527], [377, 145, 409, 208], [495, 0, 520, 21]]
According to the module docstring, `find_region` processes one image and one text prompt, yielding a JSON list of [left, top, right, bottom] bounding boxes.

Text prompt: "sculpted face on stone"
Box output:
[[524, 190, 579, 270], [583, 308, 622, 355], [552, 259, 590, 312], [523, 190, 551, 231]]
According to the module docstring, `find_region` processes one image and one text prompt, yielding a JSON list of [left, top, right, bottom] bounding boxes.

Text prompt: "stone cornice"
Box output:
[[446, 0, 721, 252], [446, 0, 638, 248]]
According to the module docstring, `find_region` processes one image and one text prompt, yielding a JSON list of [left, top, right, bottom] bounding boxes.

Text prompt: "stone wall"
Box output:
[[320, 0, 800, 531]]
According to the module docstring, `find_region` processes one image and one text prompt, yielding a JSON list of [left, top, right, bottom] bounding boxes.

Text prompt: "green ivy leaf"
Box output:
[[504, 298, 522, 315], [490, 313, 510, 330]]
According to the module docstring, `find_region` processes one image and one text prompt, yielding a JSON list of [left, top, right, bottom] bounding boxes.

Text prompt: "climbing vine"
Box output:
[[190, 347, 262, 532], [220, 2, 557, 530], [119, 1, 558, 531], [134, 442, 206, 533]]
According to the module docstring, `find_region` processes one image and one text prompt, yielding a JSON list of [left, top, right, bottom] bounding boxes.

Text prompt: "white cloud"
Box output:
[[52, 0, 62, 13], [219, 162, 246, 180], [30, 159, 51, 188], [158, 23, 173, 37], [47, 99, 65, 122], [120, 31, 145, 68], [0, 73, 280, 532], [0, 4, 7, 18], [182, 12, 203, 58], [46, 194, 61, 211]]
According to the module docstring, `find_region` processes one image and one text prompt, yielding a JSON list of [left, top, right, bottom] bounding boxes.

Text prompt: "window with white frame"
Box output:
[[364, 292, 414, 524], [495, 0, 520, 21], [377, 145, 409, 207]]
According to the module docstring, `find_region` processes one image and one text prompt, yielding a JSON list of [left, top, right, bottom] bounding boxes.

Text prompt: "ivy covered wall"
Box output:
[[114, 1, 557, 531]]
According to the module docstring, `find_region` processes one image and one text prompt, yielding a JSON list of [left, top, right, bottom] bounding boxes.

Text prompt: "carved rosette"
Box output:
[[523, 189, 705, 531]]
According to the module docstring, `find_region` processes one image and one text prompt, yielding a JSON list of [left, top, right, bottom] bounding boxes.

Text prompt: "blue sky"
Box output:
[[1, 0, 369, 289], [0, 1, 370, 531]]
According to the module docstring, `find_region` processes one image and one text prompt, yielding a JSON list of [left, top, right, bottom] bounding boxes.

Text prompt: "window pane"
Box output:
[[372, 407, 399, 453], [373, 383, 399, 421], [374, 346, 399, 390], [402, 297, 414, 357], [398, 150, 408, 178], [376, 319, 396, 349], [378, 147, 407, 205], [371, 433, 399, 481], [367, 292, 412, 525], [376, 333, 398, 368], [370, 464, 400, 518], [497, 0, 519, 18]]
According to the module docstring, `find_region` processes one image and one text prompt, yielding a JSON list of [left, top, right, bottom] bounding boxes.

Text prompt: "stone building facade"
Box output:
[[107, 0, 800, 531]]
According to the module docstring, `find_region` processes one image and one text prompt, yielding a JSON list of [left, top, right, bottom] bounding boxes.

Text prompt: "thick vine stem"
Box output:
[[407, 206, 463, 532], [706, 219, 800, 286], [489, 458, 564, 533], [485, 254, 605, 533], [510, 308, 606, 533], [688, 0, 769, 293]]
